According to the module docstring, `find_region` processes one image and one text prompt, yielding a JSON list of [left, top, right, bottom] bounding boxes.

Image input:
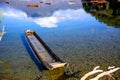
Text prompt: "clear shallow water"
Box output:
[[0, 0, 120, 80]]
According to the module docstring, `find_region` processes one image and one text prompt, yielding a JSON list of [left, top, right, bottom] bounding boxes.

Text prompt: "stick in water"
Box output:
[[80, 66, 103, 80], [90, 67, 120, 80]]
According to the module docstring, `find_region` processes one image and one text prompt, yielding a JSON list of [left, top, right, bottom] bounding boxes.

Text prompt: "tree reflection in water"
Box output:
[[82, 0, 120, 28]]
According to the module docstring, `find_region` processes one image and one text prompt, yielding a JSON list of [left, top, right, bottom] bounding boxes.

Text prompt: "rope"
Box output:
[[64, 66, 78, 80], [65, 66, 73, 74]]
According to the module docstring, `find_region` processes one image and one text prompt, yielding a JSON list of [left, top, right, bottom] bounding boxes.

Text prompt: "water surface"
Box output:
[[0, 0, 120, 80]]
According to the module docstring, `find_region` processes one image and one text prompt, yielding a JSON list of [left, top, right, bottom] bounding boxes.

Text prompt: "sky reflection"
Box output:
[[2, 6, 92, 28], [0, 2, 120, 80], [2, 6, 28, 20], [33, 9, 91, 28]]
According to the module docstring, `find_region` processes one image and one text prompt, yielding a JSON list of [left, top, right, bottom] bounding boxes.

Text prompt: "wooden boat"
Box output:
[[25, 30, 67, 70]]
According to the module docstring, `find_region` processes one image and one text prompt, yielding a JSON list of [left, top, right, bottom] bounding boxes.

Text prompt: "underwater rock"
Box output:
[[0, 59, 11, 74]]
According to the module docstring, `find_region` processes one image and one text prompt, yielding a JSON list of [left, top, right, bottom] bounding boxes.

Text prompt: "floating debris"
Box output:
[[45, 3, 51, 5], [27, 4, 39, 8]]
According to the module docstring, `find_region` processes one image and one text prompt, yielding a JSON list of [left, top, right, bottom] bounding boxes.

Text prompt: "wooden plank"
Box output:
[[28, 35, 55, 63]]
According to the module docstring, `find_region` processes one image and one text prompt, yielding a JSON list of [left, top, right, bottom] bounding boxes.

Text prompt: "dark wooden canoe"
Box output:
[[25, 30, 67, 70]]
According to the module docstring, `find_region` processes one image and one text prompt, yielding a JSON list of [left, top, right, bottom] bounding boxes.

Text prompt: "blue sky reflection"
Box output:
[[2, 7, 26, 19], [2, 6, 92, 28], [33, 9, 91, 28]]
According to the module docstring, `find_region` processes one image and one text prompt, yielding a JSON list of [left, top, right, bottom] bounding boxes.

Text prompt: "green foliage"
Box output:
[[82, 1, 120, 28], [92, 13, 120, 28]]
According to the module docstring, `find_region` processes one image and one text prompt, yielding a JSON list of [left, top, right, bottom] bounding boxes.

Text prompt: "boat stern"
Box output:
[[48, 62, 68, 70]]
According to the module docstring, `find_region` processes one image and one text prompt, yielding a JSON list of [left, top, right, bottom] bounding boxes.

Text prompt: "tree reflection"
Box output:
[[82, 0, 120, 28]]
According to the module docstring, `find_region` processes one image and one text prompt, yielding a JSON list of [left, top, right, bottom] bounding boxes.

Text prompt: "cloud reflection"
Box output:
[[33, 9, 90, 28], [3, 7, 28, 19], [33, 17, 58, 28], [3, 7, 90, 28]]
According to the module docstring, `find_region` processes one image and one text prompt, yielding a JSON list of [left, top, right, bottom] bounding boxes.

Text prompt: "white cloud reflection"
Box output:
[[3, 7, 28, 19], [33, 17, 58, 28], [33, 9, 90, 28], [3, 7, 90, 28]]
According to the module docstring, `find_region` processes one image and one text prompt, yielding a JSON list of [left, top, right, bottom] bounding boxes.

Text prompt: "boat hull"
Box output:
[[25, 30, 67, 70]]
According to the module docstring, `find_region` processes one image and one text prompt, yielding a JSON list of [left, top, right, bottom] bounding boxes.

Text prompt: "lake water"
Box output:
[[0, 0, 120, 80]]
